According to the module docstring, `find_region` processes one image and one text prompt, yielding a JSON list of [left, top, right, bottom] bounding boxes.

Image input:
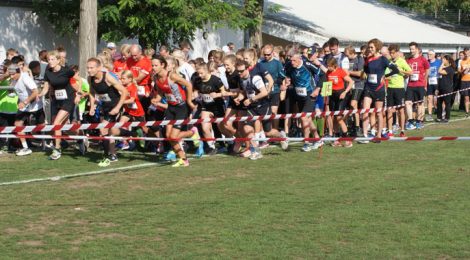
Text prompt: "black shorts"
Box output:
[[15, 110, 46, 125], [427, 84, 438, 96], [0, 113, 16, 127], [100, 110, 121, 123], [165, 103, 188, 130], [227, 98, 244, 111], [351, 89, 364, 102], [147, 108, 165, 132], [461, 81, 470, 97], [364, 88, 386, 102], [51, 98, 75, 117], [270, 92, 281, 107], [405, 87, 425, 102], [329, 90, 348, 111], [387, 88, 405, 107], [247, 103, 272, 132], [296, 97, 314, 113], [201, 104, 225, 118], [121, 112, 145, 122]]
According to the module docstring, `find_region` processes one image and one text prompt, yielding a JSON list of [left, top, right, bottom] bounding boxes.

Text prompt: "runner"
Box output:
[[152, 56, 201, 167], [436, 55, 456, 123], [9, 64, 44, 156], [194, 62, 227, 155], [127, 44, 152, 113], [426, 50, 442, 122], [87, 58, 128, 167], [387, 44, 412, 137], [406, 42, 430, 130], [458, 48, 470, 118], [39, 50, 81, 160], [113, 44, 131, 78], [361, 39, 399, 143], [344, 46, 365, 136]]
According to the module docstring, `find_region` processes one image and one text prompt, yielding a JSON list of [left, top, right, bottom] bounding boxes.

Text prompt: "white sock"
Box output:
[[254, 132, 261, 146], [21, 140, 28, 149]]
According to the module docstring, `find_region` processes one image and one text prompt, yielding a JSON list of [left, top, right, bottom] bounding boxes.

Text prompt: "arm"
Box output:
[[385, 63, 399, 78], [106, 73, 128, 115], [38, 81, 49, 97], [264, 73, 274, 93], [18, 76, 39, 110], [340, 76, 354, 100]]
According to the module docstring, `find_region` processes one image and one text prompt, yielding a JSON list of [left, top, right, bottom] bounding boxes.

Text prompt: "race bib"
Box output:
[[410, 73, 419, 81], [96, 93, 111, 102], [128, 102, 138, 109], [321, 82, 333, 97], [54, 89, 68, 100], [368, 74, 378, 84], [137, 85, 146, 96], [429, 77, 438, 85], [295, 87, 307, 97], [165, 93, 177, 103], [201, 94, 215, 103]]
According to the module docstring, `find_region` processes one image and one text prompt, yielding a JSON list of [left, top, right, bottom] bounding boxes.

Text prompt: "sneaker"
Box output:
[[425, 114, 434, 122], [259, 142, 270, 149], [16, 148, 32, 156], [323, 134, 333, 144], [440, 119, 449, 124], [342, 141, 353, 148], [311, 141, 324, 150], [136, 128, 145, 149], [109, 154, 118, 162], [165, 151, 177, 162], [240, 149, 252, 158], [416, 121, 424, 130], [331, 140, 342, 147], [280, 132, 289, 151], [49, 149, 62, 160], [249, 151, 263, 160], [98, 158, 111, 167], [190, 127, 201, 148], [301, 143, 312, 152], [405, 121, 416, 130], [381, 131, 388, 138], [121, 141, 130, 150], [387, 132, 394, 137], [399, 131, 406, 137], [172, 158, 189, 167], [195, 142, 204, 158], [358, 134, 374, 144], [207, 147, 218, 156], [465, 113, 469, 118]]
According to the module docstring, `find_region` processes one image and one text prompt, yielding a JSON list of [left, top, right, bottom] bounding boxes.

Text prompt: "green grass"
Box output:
[[0, 115, 469, 259]]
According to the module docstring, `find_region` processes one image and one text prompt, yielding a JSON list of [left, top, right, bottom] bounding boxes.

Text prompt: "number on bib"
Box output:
[[202, 94, 215, 103], [429, 77, 438, 85], [410, 73, 419, 81], [54, 89, 68, 100], [368, 74, 378, 84], [137, 85, 146, 96], [295, 87, 307, 97]]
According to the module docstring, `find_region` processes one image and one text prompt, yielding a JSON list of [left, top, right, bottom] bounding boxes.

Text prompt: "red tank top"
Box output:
[[155, 73, 186, 106]]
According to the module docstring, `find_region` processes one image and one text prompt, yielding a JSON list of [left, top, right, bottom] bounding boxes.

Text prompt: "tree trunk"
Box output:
[[79, 0, 97, 78], [246, 0, 264, 49]]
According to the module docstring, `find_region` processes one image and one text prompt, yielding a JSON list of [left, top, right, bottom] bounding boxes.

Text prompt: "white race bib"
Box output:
[[411, 73, 419, 81], [429, 77, 438, 85], [202, 94, 215, 103], [137, 85, 146, 96], [128, 102, 138, 109], [295, 87, 307, 97], [165, 93, 177, 103], [96, 93, 111, 102], [54, 89, 68, 100], [368, 74, 378, 84]]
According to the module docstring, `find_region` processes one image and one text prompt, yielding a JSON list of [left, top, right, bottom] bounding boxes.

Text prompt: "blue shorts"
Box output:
[[315, 95, 324, 111]]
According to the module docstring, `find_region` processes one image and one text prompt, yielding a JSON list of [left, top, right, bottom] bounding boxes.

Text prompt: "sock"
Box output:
[[254, 132, 261, 146], [21, 140, 28, 149]]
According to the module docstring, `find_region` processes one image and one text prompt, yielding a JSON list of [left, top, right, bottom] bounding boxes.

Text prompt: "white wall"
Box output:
[[191, 26, 244, 60]]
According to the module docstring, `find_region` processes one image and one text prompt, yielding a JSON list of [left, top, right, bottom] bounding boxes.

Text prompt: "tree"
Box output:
[[79, 0, 97, 78], [32, 0, 272, 49]]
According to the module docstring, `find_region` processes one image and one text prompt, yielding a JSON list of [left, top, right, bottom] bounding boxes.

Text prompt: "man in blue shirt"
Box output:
[[426, 50, 442, 122]]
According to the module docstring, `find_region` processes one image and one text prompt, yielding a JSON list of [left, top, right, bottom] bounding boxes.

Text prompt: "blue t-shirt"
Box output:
[[286, 63, 314, 99], [365, 56, 393, 91], [258, 58, 285, 94], [429, 59, 442, 83]]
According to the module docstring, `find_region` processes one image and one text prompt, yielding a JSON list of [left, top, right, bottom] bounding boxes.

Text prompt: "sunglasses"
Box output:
[[237, 69, 246, 74], [263, 52, 272, 57]]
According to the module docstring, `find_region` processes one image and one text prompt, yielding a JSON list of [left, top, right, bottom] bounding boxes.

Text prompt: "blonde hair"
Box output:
[[165, 56, 179, 73], [120, 44, 131, 56], [121, 70, 138, 86], [97, 52, 114, 71], [47, 50, 61, 60]]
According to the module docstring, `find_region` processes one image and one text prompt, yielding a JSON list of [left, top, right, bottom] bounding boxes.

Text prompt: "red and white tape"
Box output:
[[1, 134, 470, 142], [1, 87, 468, 134]]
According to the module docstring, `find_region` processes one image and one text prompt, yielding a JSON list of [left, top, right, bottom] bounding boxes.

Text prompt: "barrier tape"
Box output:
[[1, 134, 470, 142], [1, 86, 468, 134]]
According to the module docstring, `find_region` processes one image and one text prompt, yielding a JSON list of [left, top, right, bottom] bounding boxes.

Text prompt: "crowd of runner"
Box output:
[[1, 37, 469, 167]]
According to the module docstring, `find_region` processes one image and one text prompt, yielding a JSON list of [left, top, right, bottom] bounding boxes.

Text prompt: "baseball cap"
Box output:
[[107, 42, 116, 49], [307, 45, 318, 56]]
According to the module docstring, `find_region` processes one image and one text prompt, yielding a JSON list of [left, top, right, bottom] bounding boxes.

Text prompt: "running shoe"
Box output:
[[342, 141, 353, 148], [121, 141, 130, 150], [311, 141, 324, 150], [405, 121, 416, 130], [240, 149, 252, 158], [49, 149, 62, 160], [387, 132, 394, 137], [425, 114, 434, 122], [172, 158, 189, 167], [249, 151, 263, 160], [280, 131, 289, 151], [190, 127, 201, 148], [207, 147, 218, 156], [465, 113, 469, 118], [16, 148, 32, 156], [109, 154, 118, 162], [165, 151, 177, 162], [259, 141, 270, 149], [98, 158, 111, 167], [331, 140, 342, 147], [195, 142, 204, 158], [301, 143, 312, 152], [440, 119, 449, 124], [416, 121, 424, 130]]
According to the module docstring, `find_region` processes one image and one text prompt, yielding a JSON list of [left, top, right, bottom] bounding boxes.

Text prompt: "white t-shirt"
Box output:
[[13, 72, 42, 112], [178, 62, 195, 82]]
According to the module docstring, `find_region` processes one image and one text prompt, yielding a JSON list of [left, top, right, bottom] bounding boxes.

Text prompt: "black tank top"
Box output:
[[91, 72, 121, 111]]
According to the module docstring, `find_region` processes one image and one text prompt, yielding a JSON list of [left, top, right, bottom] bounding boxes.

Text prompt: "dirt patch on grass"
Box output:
[[4, 227, 20, 235], [17, 240, 44, 246]]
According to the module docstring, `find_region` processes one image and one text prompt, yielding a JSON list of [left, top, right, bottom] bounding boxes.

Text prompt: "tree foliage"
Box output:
[[32, 0, 276, 48]]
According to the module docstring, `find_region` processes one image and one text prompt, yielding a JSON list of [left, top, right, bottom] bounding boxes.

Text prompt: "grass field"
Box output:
[[0, 114, 469, 259]]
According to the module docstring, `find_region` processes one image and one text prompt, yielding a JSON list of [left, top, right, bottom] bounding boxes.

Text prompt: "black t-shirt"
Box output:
[[44, 66, 75, 101], [226, 71, 240, 91], [439, 66, 455, 92], [195, 75, 224, 107]]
